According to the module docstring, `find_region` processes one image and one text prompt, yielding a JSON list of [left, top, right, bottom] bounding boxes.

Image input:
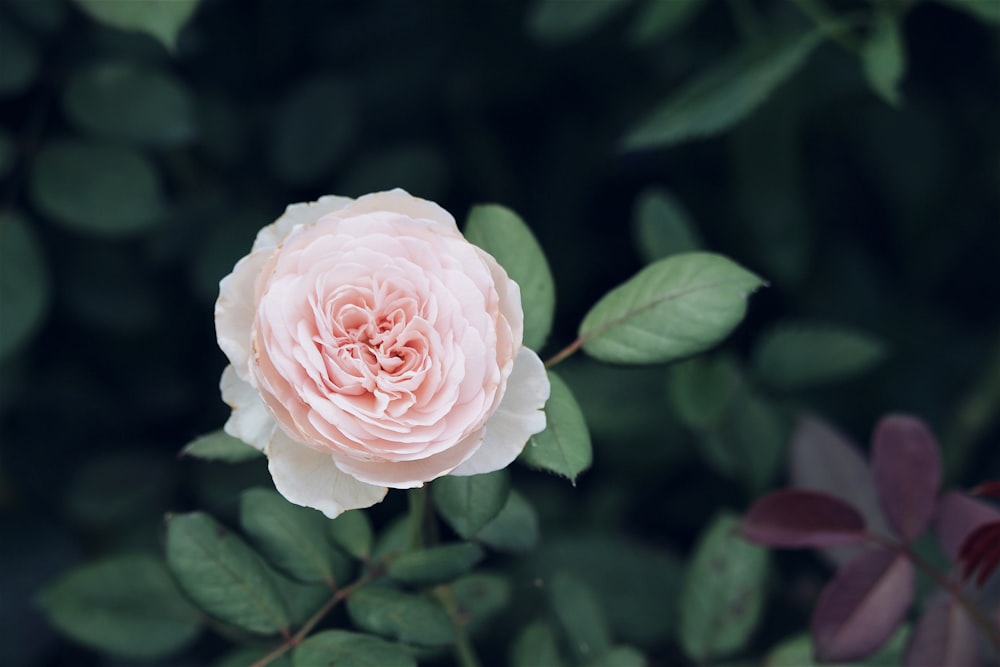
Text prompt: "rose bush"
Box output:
[[215, 189, 550, 517]]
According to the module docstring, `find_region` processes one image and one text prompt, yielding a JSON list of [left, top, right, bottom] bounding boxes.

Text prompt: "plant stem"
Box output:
[[544, 337, 583, 368], [434, 585, 482, 667], [407, 486, 428, 551], [866, 532, 1000, 653]]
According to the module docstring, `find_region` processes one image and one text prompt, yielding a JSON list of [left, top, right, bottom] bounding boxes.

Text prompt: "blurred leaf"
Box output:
[[64, 451, 173, 529], [512, 621, 564, 667], [520, 371, 592, 482], [451, 573, 511, 627], [741, 490, 867, 548], [0, 214, 50, 362], [181, 429, 263, 463], [871, 415, 941, 542], [934, 491, 1000, 562], [37, 554, 200, 660], [0, 17, 39, 96], [863, 11, 906, 107], [346, 586, 453, 647], [623, 30, 824, 150], [765, 625, 908, 666], [668, 356, 739, 430], [903, 594, 980, 666], [938, 0, 1000, 24], [812, 547, 914, 662], [214, 646, 291, 667], [680, 513, 768, 662], [278, 576, 330, 627], [294, 630, 416, 667], [526, 0, 632, 44], [330, 510, 374, 561], [548, 572, 611, 660], [240, 488, 348, 586], [0, 129, 14, 178], [752, 321, 887, 391], [338, 144, 450, 201], [584, 646, 646, 667], [5, 0, 68, 34], [475, 490, 540, 553], [631, 188, 703, 264], [529, 534, 683, 647], [165, 512, 291, 635], [387, 543, 484, 587], [62, 62, 196, 146], [465, 204, 556, 351], [629, 0, 707, 46], [958, 520, 1000, 586], [432, 470, 510, 539], [270, 76, 357, 186], [30, 140, 164, 236], [725, 392, 786, 495], [74, 0, 201, 51], [580, 253, 764, 364], [371, 518, 410, 566]]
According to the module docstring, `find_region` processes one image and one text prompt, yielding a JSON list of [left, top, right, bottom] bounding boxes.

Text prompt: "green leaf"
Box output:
[[526, 0, 632, 44], [765, 624, 908, 667], [679, 513, 769, 662], [585, 646, 647, 667], [346, 586, 453, 647], [0, 17, 39, 96], [214, 647, 292, 667], [632, 188, 703, 264], [451, 573, 511, 627], [30, 140, 164, 236], [579, 252, 765, 364], [432, 470, 510, 539], [165, 512, 291, 635], [751, 321, 887, 391], [240, 488, 349, 586], [294, 630, 416, 667], [270, 76, 357, 186], [475, 490, 540, 553], [181, 429, 263, 462], [465, 204, 556, 352], [520, 370, 592, 482], [37, 554, 200, 660], [548, 572, 611, 660], [330, 510, 374, 561], [64, 451, 173, 528], [512, 621, 565, 667], [863, 12, 906, 107], [629, 0, 707, 46], [388, 543, 484, 587], [0, 214, 50, 362], [668, 356, 740, 430], [622, 30, 824, 150], [73, 0, 201, 51], [62, 62, 196, 146]]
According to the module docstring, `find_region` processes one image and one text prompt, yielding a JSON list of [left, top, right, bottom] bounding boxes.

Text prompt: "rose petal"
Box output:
[[268, 429, 387, 518], [451, 348, 549, 476], [346, 189, 459, 233], [252, 195, 354, 253], [216, 249, 271, 379], [220, 365, 275, 451]]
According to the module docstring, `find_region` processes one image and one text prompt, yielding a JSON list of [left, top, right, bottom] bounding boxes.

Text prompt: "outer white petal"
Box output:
[[215, 249, 270, 379], [252, 195, 355, 252], [450, 348, 550, 476], [348, 189, 459, 233], [268, 429, 388, 518], [221, 365, 275, 451]]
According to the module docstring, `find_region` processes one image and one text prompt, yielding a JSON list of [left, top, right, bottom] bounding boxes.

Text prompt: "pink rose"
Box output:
[[215, 189, 550, 517]]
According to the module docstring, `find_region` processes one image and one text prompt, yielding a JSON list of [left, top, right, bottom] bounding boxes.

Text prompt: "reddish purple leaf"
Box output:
[[972, 481, 1000, 500], [812, 547, 914, 662], [903, 593, 981, 667], [741, 489, 867, 548], [935, 491, 1000, 563], [790, 415, 889, 564], [871, 414, 941, 542], [959, 521, 1000, 587]]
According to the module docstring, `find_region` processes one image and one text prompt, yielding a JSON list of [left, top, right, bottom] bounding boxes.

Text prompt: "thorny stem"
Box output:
[[865, 532, 1000, 654], [544, 337, 584, 369], [249, 567, 384, 667]]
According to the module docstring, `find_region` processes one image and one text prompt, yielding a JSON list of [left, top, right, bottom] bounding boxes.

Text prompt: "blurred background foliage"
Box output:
[[1, 0, 998, 665]]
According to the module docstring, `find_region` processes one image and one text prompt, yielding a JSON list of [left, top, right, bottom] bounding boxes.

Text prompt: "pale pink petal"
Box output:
[[346, 189, 459, 233], [268, 429, 387, 518], [252, 195, 355, 252], [220, 365, 275, 451], [215, 249, 271, 379], [332, 428, 484, 488], [451, 348, 549, 476]]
